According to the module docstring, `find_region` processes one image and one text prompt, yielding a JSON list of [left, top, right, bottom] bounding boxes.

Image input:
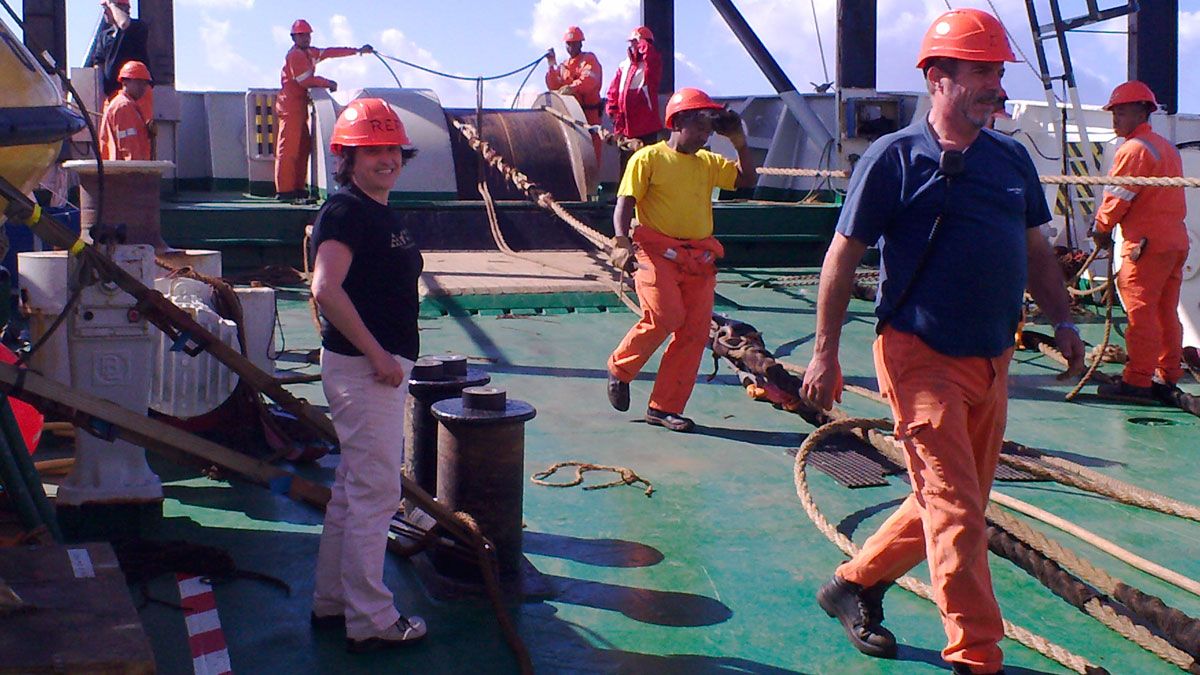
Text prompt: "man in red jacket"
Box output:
[[546, 26, 603, 165], [275, 19, 372, 201], [606, 26, 664, 176]]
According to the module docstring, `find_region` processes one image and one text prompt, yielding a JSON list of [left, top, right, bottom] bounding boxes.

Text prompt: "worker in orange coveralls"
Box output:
[[545, 26, 603, 165], [606, 26, 664, 176], [800, 9, 1084, 675], [1092, 81, 1190, 402], [605, 87, 756, 432], [98, 60, 153, 161], [275, 19, 373, 201]]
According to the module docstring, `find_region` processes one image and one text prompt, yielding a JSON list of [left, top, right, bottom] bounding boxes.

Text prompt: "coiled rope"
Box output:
[[793, 418, 1107, 675], [845, 417, 1200, 672]]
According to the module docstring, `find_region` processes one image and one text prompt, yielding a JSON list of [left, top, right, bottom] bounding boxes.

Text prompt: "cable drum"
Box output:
[[445, 109, 596, 201]]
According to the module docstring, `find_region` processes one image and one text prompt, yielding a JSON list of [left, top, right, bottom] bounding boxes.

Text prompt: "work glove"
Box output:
[[609, 235, 635, 274], [557, 86, 575, 96], [327, 80, 338, 93], [360, 44, 374, 55], [1092, 229, 1113, 250], [715, 107, 744, 141], [545, 48, 556, 66]]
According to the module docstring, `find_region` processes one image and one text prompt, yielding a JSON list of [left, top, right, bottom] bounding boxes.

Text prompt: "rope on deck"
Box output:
[[1065, 251, 1117, 401], [531, 461, 654, 497], [449, 118, 641, 314], [792, 418, 1108, 675], [756, 166, 1200, 188]]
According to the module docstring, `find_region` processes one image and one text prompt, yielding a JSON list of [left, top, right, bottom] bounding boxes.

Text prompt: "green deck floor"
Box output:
[[132, 268, 1200, 674]]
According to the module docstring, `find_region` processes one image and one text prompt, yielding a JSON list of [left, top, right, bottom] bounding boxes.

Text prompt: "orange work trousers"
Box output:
[[607, 241, 716, 415], [274, 103, 311, 195], [838, 327, 1011, 673], [1117, 246, 1188, 388]]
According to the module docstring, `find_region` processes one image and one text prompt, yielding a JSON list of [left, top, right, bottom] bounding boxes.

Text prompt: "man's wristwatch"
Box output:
[[1053, 321, 1080, 336]]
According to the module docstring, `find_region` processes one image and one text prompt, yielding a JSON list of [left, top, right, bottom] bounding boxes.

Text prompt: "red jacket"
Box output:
[[606, 39, 663, 138]]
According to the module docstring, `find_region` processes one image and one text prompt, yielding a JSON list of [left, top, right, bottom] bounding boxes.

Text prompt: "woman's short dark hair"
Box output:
[[333, 146, 419, 187]]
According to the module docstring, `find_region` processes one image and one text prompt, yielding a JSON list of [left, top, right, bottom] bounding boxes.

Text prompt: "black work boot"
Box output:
[[1096, 377, 1155, 401], [644, 407, 695, 432], [816, 575, 897, 658], [607, 373, 630, 412]]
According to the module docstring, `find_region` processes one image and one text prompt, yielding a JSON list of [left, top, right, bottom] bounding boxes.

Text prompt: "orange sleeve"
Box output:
[[566, 54, 602, 99], [287, 49, 333, 89], [1094, 142, 1152, 232], [314, 47, 359, 61]]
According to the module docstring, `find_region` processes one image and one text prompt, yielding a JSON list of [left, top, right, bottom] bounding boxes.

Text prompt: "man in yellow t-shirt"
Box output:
[[606, 87, 757, 431]]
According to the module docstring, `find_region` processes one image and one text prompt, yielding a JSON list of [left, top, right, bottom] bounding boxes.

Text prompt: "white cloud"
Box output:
[[195, 15, 264, 80], [177, 0, 253, 9], [271, 25, 292, 49], [675, 51, 715, 90]]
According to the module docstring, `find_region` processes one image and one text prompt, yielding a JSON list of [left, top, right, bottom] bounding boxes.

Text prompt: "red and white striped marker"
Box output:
[[177, 574, 232, 675]]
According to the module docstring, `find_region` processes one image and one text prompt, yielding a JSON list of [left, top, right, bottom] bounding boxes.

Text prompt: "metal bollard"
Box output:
[[431, 386, 535, 580], [406, 354, 490, 498]]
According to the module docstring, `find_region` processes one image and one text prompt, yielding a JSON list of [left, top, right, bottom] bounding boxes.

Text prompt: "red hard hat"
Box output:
[[1104, 81, 1158, 111], [330, 98, 412, 155], [664, 87, 723, 129], [291, 19, 313, 35], [916, 8, 1016, 69], [117, 60, 151, 82], [629, 26, 654, 42], [563, 26, 584, 43]]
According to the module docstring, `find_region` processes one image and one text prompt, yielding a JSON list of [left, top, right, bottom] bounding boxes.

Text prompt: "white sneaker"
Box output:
[[346, 615, 428, 652]]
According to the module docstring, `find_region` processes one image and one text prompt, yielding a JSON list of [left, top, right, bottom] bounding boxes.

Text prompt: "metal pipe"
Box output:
[[0, 395, 61, 541]]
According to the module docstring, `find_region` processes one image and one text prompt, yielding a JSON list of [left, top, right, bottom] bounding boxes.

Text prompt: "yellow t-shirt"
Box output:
[[617, 141, 740, 240]]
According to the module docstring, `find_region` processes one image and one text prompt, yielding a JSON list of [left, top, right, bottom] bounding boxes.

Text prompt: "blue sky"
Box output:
[[13, 1, 1200, 112]]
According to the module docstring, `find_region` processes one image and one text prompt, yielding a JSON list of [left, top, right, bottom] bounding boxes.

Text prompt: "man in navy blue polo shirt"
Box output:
[[800, 9, 1085, 675]]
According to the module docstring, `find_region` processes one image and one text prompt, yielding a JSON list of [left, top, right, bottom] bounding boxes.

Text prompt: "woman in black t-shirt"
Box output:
[[308, 98, 427, 652]]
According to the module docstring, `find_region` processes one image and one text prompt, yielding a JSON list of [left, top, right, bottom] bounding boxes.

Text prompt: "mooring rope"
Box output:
[[1065, 251, 1117, 401], [756, 166, 1200, 188], [537, 105, 646, 152], [792, 418, 1106, 675], [531, 461, 654, 497], [841, 416, 1200, 672]]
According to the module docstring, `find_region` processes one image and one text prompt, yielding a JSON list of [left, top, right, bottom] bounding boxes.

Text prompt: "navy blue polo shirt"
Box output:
[[837, 119, 1051, 357]]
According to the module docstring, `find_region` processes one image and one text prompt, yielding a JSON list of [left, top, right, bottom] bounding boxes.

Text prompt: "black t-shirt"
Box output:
[[89, 20, 152, 97], [311, 184, 424, 359]]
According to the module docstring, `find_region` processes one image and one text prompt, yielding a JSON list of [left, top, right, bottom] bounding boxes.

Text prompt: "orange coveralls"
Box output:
[[98, 90, 152, 161], [608, 143, 739, 415], [275, 45, 359, 195], [546, 52, 603, 164], [839, 326, 1012, 671], [1094, 122, 1190, 387]]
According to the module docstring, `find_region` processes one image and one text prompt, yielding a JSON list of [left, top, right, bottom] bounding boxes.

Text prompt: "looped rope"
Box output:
[[531, 461, 654, 497], [1065, 251, 1116, 401], [793, 418, 1107, 674]]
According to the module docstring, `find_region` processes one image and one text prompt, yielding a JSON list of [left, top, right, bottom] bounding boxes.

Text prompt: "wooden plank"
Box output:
[[421, 251, 615, 297], [0, 542, 155, 674]]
